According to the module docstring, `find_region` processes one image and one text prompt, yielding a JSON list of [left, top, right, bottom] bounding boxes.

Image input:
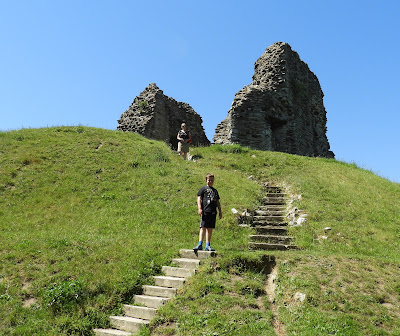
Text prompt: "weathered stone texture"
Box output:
[[214, 42, 334, 158], [117, 83, 210, 149]]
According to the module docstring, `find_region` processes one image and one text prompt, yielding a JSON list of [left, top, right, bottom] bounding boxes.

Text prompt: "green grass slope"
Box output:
[[1, 127, 399, 336]]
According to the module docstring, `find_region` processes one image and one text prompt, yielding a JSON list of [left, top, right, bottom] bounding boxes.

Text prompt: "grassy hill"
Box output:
[[1, 126, 399, 336]]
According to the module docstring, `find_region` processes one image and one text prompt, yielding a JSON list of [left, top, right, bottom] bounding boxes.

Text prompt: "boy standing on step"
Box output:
[[193, 173, 222, 252]]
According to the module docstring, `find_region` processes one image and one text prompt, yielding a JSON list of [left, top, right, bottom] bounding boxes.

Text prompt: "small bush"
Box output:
[[42, 279, 85, 311]]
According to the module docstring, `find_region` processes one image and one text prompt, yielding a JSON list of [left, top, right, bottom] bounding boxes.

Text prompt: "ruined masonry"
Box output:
[[117, 83, 210, 149], [214, 42, 334, 158]]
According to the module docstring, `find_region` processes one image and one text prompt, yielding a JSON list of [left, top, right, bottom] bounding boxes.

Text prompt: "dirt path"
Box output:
[[265, 264, 286, 336]]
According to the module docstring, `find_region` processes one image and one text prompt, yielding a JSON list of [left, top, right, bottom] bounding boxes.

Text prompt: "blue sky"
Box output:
[[1, 0, 399, 183]]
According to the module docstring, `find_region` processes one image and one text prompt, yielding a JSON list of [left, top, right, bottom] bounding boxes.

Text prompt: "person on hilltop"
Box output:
[[193, 173, 222, 252], [177, 123, 192, 160]]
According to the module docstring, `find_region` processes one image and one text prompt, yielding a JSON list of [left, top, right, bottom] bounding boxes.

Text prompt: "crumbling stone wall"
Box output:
[[214, 42, 334, 158], [117, 83, 210, 149]]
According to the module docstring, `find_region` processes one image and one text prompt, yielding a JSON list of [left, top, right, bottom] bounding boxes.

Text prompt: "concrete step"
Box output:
[[252, 225, 288, 235], [254, 210, 285, 216], [143, 285, 177, 298], [249, 242, 297, 251], [123, 304, 157, 320], [110, 316, 149, 333], [179, 249, 216, 260], [162, 265, 195, 278], [172, 258, 201, 269], [93, 329, 132, 336], [134, 295, 169, 308], [153, 275, 186, 288], [249, 234, 294, 244]]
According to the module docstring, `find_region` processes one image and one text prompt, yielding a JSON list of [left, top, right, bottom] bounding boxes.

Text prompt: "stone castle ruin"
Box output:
[[117, 42, 333, 158], [117, 83, 210, 149], [214, 42, 334, 158]]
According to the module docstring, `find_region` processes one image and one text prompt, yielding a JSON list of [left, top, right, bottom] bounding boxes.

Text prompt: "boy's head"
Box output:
[[205, 173, 215, 186]]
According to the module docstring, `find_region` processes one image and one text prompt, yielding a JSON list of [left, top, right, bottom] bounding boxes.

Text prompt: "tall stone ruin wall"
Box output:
[[117, 83, 210, 149], [214, 42, 334, 158]]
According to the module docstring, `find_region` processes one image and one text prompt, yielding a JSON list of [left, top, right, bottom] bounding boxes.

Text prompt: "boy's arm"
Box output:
[[197, 196, 202, 216], [217, 199, 222, 219]]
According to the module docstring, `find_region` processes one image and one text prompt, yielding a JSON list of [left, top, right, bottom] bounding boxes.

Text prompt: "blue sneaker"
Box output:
[[204, 246, 215, 252], [193, 244, 203, 251]]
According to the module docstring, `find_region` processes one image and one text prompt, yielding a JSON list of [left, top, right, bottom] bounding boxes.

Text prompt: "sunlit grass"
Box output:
[[1, 126, 399, 335]]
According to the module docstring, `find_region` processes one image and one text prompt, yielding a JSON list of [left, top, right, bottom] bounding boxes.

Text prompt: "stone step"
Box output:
[[258, 205, 285, 211], [252, 225, 288, 235], [249, 234, 294, 244], [162, 265, 196, 278], [93, 329, 133, 336], [123, 304, 157, 320], [254, 210, 285, 216], [143, 285, 177, 298], [110, 316, 149, 333], [153, 275, 186, 288], [265, 193, 287, 198], [179, 249, 216, 260], [172, 258, 201, 269], [262, 197, 286, 205], [249, 242, 297, 251], [252, 221, 288, 227], [134, 295, 169, 308], [264, 186, 283, 193], [253, 215, 285, 222]]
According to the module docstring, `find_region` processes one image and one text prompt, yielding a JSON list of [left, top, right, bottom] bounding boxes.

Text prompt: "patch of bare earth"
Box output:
[[265, 265, 286, 336]]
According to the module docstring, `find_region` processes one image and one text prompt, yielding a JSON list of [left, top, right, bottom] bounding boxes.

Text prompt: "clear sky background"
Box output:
[[1, 0, 399, 183]]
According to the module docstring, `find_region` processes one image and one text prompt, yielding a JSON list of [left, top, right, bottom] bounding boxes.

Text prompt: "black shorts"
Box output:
[[200, 212, 217, 228]]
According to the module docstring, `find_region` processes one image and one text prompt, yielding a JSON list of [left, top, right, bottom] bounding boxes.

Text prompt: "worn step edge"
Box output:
[[241, 224, 288, 232], [252, 221, 288, 227], [248, 242, 298, 251], [172, 258, 201, 269], [179, 249, 217, 260], [162, 265, 196, 278], [142, 285, 177, 298], [254, 210, 285, 215], [93, 328, 133, 336], [134, 295, 170, 308], [123, 304, 157, 320], [110, 316, 149, 333], [252, 217, 287, 221], [257, 207, 285, 212], [249, 235, 294, 244], [153, 275, 186, 288]]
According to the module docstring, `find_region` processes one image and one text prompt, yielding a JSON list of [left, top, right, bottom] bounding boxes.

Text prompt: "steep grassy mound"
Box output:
[[1, 127, 399, 335]]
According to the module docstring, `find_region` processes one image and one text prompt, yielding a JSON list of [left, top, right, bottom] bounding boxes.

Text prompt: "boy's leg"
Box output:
[[193, 227, 206, 251], [199, 227, 206, 242], [206, 228, 213, 244], [205, 228, 215, 251]]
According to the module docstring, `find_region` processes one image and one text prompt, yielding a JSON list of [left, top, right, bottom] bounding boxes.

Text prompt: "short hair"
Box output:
[[205, 173, 214, 179]]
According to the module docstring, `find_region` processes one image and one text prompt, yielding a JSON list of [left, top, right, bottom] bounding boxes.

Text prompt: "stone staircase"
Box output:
[[248, 186, 297, 251], [94, 249, 216, 336]]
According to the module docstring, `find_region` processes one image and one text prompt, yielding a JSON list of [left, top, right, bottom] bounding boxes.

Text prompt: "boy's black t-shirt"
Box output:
[[197, 186, 220, 213]]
